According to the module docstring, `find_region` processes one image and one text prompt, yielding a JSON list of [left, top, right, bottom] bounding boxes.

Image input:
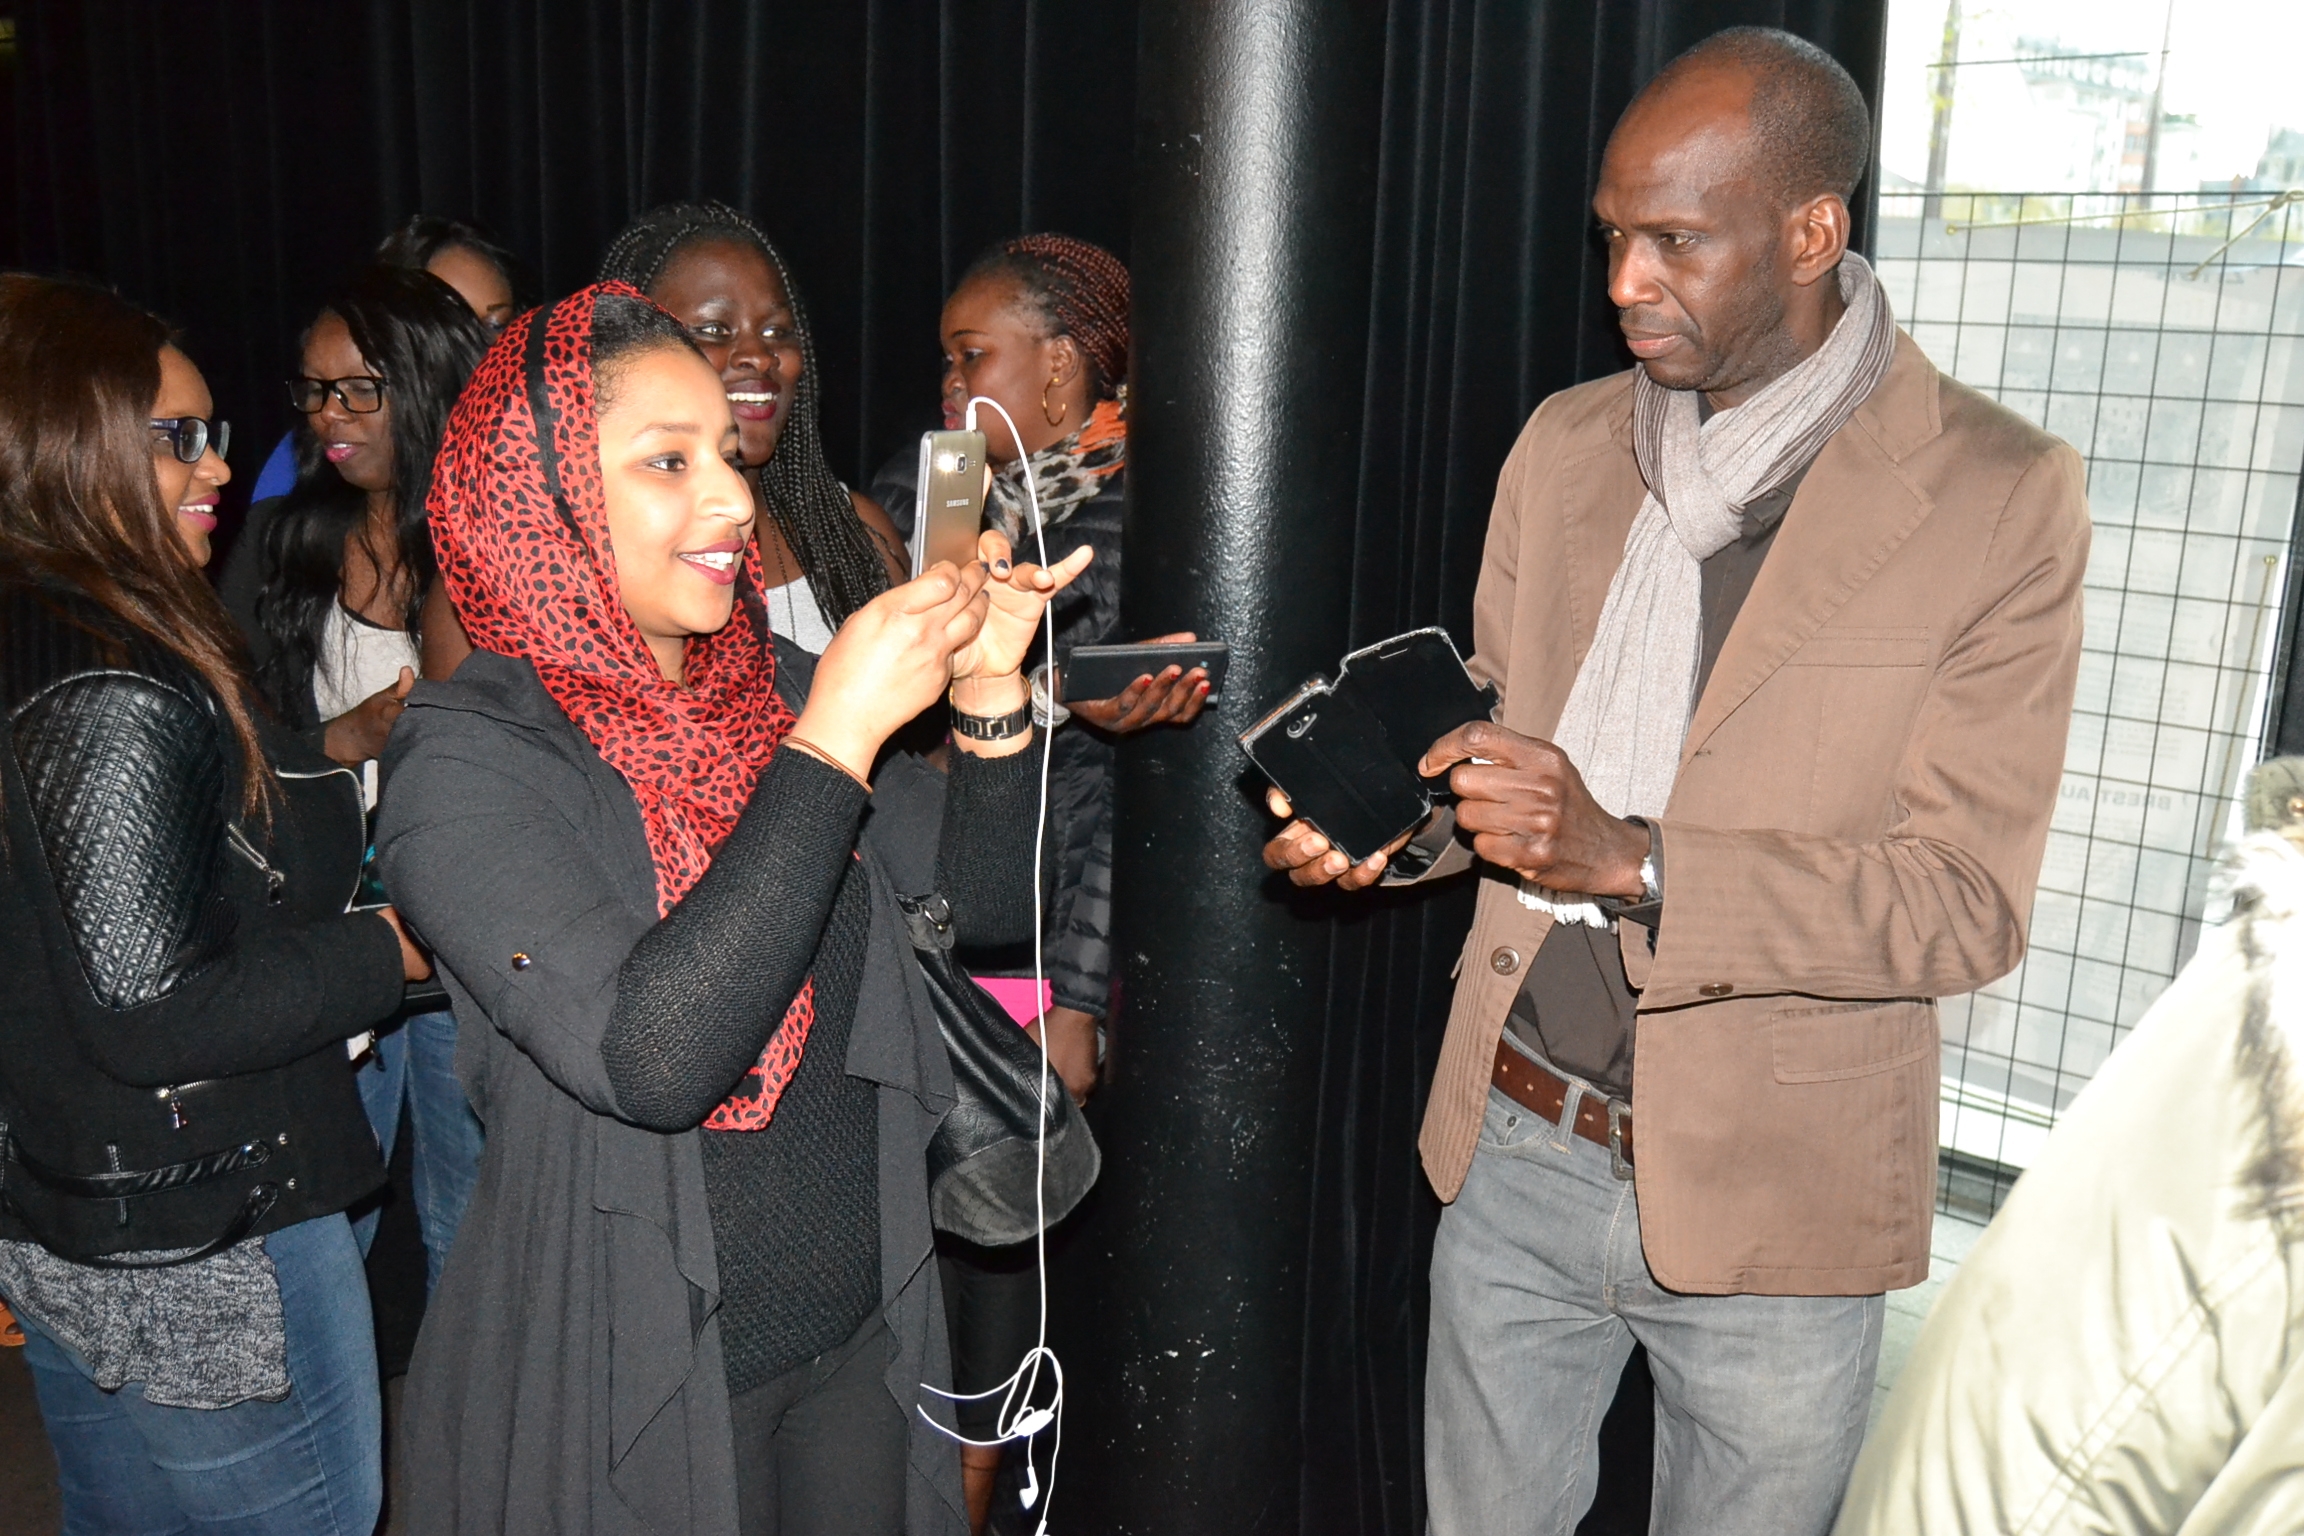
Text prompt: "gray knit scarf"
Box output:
[[1521, 253, 1897, 925]]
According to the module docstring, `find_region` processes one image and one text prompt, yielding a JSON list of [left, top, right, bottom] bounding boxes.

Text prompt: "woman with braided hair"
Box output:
[[598, 200, 907, 651], [937, 234, 1211, 1099], [933, 235, 1210, 1531]]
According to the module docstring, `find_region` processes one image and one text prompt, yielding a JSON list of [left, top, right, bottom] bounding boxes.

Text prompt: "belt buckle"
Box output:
[[1605, 1098, 1633, 1182]]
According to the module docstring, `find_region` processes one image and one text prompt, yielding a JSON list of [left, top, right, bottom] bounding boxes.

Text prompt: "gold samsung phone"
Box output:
[[911, 429, 989, 577]]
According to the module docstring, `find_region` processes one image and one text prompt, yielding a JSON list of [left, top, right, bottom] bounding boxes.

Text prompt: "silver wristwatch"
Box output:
[[1598, 817, 1662, 929]]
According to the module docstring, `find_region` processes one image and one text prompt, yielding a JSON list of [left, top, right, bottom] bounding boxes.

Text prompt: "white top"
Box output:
[[761, 574, 838, 655], [314, 601, 420, 751]]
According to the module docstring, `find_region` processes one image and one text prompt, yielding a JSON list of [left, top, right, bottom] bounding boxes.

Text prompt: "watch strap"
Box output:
[[950, 699, 1034, 741]]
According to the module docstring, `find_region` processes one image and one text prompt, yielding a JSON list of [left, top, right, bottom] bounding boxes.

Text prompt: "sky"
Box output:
[[1879, 0, 2304, 192]]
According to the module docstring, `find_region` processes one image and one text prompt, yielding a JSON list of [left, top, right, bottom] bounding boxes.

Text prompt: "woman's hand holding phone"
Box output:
[[943, 529, 1092, 758], [947, 529, 1094, 686], [1068, 632, 1213, 732], [797, 557, 991, 781]]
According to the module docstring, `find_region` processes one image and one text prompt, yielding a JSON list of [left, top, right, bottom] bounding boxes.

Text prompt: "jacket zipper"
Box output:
[[223, 822, 285, 905], [154, 1082, 213, 1130], [182, 761, 364, 1128]]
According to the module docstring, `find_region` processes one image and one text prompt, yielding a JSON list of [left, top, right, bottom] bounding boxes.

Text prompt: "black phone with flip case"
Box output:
[[1239, 627, 1498, 864]]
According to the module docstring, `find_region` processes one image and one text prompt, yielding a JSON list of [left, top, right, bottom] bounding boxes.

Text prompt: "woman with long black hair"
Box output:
[[222, 263, 488, 761], [0, 273, 426, 1532], [219, 261, 491, 1295], [248, 214, 537, 504]]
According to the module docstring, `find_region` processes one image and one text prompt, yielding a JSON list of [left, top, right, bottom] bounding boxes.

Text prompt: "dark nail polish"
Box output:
[[993, 558, 1012, 575]]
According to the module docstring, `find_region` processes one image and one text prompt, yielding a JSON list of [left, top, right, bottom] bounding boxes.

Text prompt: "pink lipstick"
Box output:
[[675, 538, 745, 586]]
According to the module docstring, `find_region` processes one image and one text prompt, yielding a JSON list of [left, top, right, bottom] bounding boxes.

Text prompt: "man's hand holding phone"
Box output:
[[1416, 721, 1646, 896], [1259, 719, 1647, 895], [1260, 787, 1417, 889]]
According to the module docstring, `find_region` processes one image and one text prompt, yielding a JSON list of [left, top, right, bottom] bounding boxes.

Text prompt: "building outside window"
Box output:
[[1874, 0, 2304, 1213]]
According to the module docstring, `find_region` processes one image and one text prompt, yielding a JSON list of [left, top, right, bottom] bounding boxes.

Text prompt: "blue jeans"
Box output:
[[1426, 1072, 1884, 1536], [353, 1007, 483, 1293], [18, 1214, 382, 1535]]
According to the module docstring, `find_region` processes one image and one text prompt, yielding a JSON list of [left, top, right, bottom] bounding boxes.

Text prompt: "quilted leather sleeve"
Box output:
[[9, 672, 235, 1010]]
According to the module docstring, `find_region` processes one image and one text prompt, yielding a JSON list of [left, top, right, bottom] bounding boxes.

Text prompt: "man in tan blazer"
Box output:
[[1264, 27, 2087, 1536]]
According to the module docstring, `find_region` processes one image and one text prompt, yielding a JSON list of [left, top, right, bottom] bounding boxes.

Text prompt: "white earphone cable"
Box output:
[[915, 394, 1064, 1533]]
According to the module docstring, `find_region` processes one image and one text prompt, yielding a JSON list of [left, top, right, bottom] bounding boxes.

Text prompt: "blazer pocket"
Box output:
[[1771, 999, 1936, 1084], [1781, 627, 1932, 668]]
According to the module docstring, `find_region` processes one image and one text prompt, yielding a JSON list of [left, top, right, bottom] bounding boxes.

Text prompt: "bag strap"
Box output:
[[9, 1134, 272, 1200], [66, 1183, 279, 1270], [896, 891, 956, 953]]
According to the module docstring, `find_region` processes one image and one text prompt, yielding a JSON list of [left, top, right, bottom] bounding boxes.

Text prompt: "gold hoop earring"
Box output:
[[1042, 377, 1068, 428]]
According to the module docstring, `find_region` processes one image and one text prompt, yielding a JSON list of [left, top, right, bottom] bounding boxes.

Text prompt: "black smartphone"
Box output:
[[1058, 640, 1232, 705], [911, 428, 988, 577], [1331, 627, 1495, 770], [1238, 679, 1433, 865], [1237, 626, 1497, 863]]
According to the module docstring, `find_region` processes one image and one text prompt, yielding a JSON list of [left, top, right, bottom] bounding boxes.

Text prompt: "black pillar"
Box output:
[[1054, 3, 1386, 1531]]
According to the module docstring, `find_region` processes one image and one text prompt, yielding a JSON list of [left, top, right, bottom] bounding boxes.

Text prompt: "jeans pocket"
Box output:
[[1477, 1087, 1553, 1156]]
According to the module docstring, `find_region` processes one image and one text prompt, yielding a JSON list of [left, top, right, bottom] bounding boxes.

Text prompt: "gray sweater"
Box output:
[[375, 643, 996, 1536]]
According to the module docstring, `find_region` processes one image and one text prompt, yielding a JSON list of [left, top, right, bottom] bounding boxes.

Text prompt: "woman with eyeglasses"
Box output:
[[248, 214, 536, 504], [222, 264, 489, 767], [218, 262, 492, 1297], [0, 273, 426, 1532]]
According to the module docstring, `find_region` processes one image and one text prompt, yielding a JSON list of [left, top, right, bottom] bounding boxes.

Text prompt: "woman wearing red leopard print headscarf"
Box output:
[[373, 282, 1087, 1536]]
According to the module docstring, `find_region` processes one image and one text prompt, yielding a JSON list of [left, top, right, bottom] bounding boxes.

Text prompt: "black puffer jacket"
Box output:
[[0, 580, 402, 1261], [1022, 472, 1123, 1019]]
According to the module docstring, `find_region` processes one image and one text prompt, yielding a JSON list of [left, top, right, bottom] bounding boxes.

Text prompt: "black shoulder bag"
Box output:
[[899, 893, 1100, 1247]]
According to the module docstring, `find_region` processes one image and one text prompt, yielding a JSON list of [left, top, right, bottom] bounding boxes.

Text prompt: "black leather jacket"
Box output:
[[0, 580, 401, 1262]]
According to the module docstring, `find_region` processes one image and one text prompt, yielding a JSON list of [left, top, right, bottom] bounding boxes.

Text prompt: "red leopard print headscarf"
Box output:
[[430, 282, 810, 1131]]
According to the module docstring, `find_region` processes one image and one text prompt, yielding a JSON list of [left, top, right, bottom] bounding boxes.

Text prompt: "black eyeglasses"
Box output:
[[150, 416, 230, 464], [286, 375, 386, 414]]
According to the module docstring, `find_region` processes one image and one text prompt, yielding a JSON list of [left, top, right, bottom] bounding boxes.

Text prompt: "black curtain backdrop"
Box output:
[[3, 3, 1882, 1530], [1, 0, 1137, 509]]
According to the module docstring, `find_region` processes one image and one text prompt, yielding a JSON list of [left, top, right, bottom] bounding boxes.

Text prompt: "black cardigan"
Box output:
[[0, 580, 403, 1260], [375, 643, 991, 1533]]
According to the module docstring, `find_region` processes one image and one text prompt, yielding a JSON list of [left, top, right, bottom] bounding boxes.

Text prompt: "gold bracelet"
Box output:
[[781, 734, 872, 792]]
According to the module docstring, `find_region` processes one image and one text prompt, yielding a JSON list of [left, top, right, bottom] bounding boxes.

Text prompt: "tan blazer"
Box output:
[[1416, 331, 2089, 1295]]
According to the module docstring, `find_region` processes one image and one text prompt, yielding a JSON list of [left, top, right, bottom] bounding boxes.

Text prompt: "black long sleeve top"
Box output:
[[599, 740, 1042, 1391]]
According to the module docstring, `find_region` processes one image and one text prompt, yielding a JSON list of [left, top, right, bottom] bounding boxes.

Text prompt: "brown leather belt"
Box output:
[[1491, 1038, 1634, 1170]]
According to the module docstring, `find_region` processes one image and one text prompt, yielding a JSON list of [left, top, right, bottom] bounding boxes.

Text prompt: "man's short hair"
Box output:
[[1652, 26, 1873, 208]]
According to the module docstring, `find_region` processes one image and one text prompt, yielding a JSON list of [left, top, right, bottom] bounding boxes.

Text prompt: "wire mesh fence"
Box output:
[[1872, 189, 2304, 1217]]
